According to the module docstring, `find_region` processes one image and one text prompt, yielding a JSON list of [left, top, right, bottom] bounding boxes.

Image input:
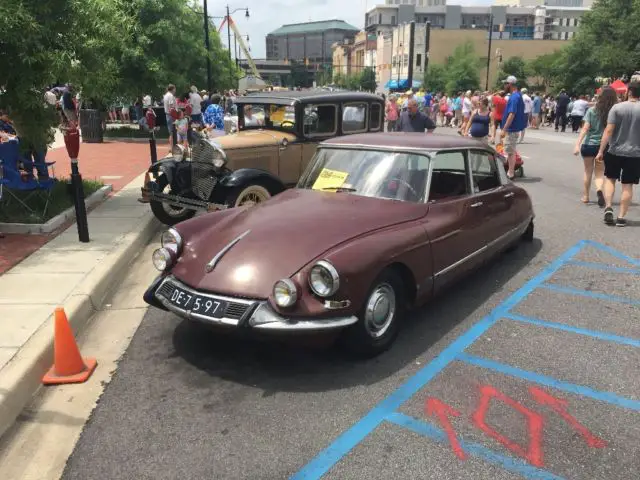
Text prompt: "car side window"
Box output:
[[428, 151, 469, 201], [342, 103, 368, 133], [304, 104, 337, 137], [470, 150, 501, 193], [369, 103, 382, 131]]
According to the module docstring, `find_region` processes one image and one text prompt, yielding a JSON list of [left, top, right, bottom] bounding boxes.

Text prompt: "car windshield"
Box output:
[[238, 103, 295, 131], [298, 148, 430, 203]]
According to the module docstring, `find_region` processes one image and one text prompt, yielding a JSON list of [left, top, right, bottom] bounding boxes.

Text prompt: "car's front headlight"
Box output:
[[273, 279, 298, 307], [152, 247, 175, 272], [206, 139, 227, 169], [309, 260, 340, 297], [161, 228, 183, 254]]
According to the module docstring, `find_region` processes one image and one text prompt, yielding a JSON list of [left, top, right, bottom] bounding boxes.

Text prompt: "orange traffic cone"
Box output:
[[42, 307, 97, 385]]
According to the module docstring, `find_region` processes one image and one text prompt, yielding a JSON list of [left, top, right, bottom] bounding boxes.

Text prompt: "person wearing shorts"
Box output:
[[163, 84, 177, 148], [596, 81, 640, 226], [499, 76, 526, 180]]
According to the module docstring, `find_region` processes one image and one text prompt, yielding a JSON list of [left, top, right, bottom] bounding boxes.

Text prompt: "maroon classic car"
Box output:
[[144, 132, 534, 356]]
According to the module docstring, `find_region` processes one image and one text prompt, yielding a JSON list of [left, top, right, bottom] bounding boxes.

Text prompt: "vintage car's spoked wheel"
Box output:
[[227, 183, 272, 208], [149, 176, 196, 226], [342, 269, 405, 357]]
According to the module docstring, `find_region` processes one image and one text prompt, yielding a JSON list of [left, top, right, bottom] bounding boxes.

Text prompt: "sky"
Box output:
[[202, 0, 492, 60]]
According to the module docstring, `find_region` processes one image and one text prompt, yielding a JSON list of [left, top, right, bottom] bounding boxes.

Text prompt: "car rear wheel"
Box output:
[[522, 220, 534, 242], [226, 182, 272, 208], [341, 269, 405, 357], [149, 175, 196, 226]]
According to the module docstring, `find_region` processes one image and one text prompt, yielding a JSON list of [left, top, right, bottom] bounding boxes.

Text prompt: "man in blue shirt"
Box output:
[[500, 75, 526, 179], [424, 91, 433, 109]]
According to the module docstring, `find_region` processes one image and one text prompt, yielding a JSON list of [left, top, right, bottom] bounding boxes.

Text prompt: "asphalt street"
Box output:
[[62, 128, 639, 480]]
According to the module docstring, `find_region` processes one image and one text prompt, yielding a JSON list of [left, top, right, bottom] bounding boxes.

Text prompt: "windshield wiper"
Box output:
[[322, 187, 357, 192]]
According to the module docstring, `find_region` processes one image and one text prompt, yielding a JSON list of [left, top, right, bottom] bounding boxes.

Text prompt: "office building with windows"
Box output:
[[366, 1, 589, 41], [266, 20, 359, 66]]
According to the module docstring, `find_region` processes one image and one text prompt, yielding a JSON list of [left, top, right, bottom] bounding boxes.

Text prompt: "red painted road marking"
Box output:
[[529, 386, 607, 449], [471, 385, 545, 467], [425, 397, 467, 460]]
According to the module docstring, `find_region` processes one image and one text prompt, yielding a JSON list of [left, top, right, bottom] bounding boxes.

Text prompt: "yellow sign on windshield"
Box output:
[[312, 168, 349, 191]]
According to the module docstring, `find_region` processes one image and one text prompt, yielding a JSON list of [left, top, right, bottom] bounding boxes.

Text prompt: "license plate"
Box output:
[[168, 286, 227, 319]]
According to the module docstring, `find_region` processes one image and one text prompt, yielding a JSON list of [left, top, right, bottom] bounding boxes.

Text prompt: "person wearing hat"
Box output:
[[520, 87, 533, 143], [402, 90, 414, 111], [499, 75, 526, 180], [189, 86, 203, 124]]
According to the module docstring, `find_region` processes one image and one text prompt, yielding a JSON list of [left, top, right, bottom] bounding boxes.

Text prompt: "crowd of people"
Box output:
[[383, 74, 640, 226]]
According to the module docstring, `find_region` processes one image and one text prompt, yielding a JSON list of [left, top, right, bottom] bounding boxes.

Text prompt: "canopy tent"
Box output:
[[596, 79, 627, 94], [384, 79, 422, 90]]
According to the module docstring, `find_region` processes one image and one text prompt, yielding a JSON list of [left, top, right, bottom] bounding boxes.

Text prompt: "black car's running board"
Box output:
[[141, 188, 228, 212]]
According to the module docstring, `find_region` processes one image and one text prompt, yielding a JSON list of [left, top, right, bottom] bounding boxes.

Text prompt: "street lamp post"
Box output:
[[203, 0, 212, 92], [225, 6, 250, 88], [486, 14, 494, 90]]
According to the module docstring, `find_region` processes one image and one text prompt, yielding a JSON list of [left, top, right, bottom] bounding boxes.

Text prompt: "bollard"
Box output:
[[63, 123, 89, 243]]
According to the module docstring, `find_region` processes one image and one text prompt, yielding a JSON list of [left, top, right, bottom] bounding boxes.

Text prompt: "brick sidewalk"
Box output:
[[0, 142, 152, 274]]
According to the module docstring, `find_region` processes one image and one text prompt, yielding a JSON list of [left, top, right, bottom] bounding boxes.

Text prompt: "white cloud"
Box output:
[[203, 0, 492, 59]]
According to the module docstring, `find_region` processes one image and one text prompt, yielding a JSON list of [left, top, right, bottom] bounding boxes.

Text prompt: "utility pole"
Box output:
[[424, 21, 431, 80], [486, 14, 494, 90], [407, 21, 416, 91], [203, 0, 212, 92]]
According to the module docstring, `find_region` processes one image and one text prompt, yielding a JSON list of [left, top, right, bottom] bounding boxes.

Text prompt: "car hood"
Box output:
[[171, 189, 428, 299], [213, 130, 296, 150]]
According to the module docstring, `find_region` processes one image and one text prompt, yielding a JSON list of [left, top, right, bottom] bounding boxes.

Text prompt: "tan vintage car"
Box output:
[[141, 90, 385, 225]]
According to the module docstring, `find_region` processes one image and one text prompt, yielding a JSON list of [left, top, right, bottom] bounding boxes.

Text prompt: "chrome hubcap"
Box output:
[[364, 283, 396, 338]]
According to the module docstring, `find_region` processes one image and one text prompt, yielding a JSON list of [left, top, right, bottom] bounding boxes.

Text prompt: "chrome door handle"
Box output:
[[470, 201, 483, 208], [504, 192, 515, 198]]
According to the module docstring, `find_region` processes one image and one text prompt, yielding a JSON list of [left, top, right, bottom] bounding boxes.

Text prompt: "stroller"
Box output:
[[495, 142, 524, 178]]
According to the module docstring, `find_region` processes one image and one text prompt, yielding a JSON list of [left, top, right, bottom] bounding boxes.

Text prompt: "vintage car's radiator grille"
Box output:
[[158, 279, 254, 320], [191, 139, 220, 201]]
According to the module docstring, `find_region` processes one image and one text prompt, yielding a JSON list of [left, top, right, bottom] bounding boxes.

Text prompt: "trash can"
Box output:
[[79, 109, 103, 143]]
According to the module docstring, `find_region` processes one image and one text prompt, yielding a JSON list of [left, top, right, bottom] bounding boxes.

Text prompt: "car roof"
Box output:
[[236, 90, 383, 106], [321, 132, 492, 151]]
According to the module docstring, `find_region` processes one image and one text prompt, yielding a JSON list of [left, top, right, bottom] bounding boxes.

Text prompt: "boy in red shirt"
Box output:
[[490, 91, 507, 144]]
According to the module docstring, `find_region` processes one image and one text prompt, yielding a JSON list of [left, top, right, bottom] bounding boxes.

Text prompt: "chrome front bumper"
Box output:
[[153, 276, 357, 332]]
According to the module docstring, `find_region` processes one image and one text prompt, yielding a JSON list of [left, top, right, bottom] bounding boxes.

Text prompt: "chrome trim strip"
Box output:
[[205, 229, 251, 273], [250, 302, 358, 331], [434, 217, 532, 279], [253, 316, 358, 331]]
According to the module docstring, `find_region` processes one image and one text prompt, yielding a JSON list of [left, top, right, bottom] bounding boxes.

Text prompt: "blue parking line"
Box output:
[[458, 353, 640, 411], [385, 412, 565, 480], [566, 260, 640, 275], [503, 313, 640, 348], [290, 242, 586, 480], [582, 240, 640, 266], [541, 284, 640, 306]]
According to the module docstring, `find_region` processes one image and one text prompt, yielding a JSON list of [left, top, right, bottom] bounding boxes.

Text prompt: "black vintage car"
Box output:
[[140, 90, 385, 226]]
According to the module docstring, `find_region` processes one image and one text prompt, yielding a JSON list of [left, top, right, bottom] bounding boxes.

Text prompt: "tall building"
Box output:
[[266, 20, 359, 66], [366, 3, 589, 40]]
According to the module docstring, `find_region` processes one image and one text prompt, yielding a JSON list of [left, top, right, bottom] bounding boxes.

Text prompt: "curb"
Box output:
[[104, 137, 169, 144], [0, 185, 113, 235], [0, 211, 161, 439]]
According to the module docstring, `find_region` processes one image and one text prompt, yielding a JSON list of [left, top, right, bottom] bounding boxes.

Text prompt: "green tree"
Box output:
[[496, 56, 530, 89], [0, 0, 130, 149], [444, 42, 481, 95], [359, 67, 377, 92], [423, 63, 447, 94], [558, 0, 640, 92], [117, 0, 238, 98], [528, 51, 563, 91]]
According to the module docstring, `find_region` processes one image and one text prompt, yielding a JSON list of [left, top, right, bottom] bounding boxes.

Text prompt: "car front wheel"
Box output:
[[341, 269, 405, 357], [225, 182, 272, 208]]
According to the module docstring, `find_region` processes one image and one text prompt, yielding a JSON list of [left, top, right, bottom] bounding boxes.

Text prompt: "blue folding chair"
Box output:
[[0, 139, 57, 220]]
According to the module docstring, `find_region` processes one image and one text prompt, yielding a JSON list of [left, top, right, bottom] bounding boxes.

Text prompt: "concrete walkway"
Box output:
[[0, 173, 160, 438]]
